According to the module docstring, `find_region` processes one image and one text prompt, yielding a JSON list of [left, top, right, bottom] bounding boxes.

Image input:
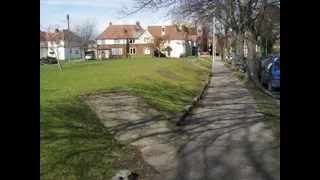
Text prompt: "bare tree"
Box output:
[[118, 0, 280, 83], [149, 35, 169, 57], [72, 19, 98, 59], [42, 25, 64, 70]]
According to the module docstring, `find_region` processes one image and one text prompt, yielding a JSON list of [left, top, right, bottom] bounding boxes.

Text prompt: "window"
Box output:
[[144, 47, 150, 55], [129, 39, 135, 44], [161, 27, 165, 32], [114, 39, 121, 44], [112, 48, 123, 55], [144, 37, 150, 43], [274, 59, 280, 70], [75, 49, 79, 54], [129, 48, 136, 55]]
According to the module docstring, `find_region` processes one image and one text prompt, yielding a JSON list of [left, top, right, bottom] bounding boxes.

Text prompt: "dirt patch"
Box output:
[[157, 69, 184, 81], [138, 75, 152, 82]]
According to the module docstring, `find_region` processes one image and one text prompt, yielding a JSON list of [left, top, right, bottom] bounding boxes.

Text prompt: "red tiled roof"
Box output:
[[147, 26, 186, 40], [40, 30, 79, 42], [188, 27, 197, 36], [98, 25, 146, 39], [40, 32, 46, 42]]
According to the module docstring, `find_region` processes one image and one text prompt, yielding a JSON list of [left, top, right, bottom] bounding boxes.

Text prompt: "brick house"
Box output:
[[97, 21, 154, 59], [188, 26, 209, 55], [147, 25, 210, 58]]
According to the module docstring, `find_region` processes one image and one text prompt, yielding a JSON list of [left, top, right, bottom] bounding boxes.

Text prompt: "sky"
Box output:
[[40, 0, 173, 33]]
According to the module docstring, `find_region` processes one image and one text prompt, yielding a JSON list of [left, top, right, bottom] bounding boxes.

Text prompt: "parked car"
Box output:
[[256, 55, 273, 79], [260, 54, 280, 91], [85, 54, 94, 60]]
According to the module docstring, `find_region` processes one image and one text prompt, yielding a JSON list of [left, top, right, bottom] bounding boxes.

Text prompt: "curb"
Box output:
[[251, 82, 280, 107], [175, 71, 213, 126]]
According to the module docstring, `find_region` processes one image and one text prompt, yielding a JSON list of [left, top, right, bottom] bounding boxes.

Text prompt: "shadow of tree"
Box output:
[[40, 98, 158, 180]]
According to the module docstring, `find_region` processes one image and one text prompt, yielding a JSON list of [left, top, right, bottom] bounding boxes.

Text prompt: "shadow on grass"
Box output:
[[130, 80, 201, 117], [76, 67, 280, 179], [40, 98, 158, 180]]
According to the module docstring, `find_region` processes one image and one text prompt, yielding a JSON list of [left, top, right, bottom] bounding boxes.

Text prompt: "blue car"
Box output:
[[260, 54, 280, 91]]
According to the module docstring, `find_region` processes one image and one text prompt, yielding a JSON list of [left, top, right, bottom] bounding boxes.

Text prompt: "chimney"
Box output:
[[161, 25, 165, 36], [136, 21, 140, 28], [109, 22, 112, 26]]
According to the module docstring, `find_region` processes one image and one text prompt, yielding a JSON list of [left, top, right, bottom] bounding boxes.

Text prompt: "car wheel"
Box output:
[[268, 81, 274, 92]]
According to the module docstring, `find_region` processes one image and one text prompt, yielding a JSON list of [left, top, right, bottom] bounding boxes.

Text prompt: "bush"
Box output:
[[41, 57, 58, 64]]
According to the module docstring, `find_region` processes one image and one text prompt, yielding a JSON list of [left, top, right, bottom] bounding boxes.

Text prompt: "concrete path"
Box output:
[[151, 60, 280, 180]]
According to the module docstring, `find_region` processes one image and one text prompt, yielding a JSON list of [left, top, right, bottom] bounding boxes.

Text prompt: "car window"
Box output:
[[274, 59, 280, 70], [266, 63, 272, 70]]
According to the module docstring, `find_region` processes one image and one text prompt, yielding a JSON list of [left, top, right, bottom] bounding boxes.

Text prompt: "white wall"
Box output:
[[64, 47, 83, 59], [47, 47, 66, 60], [136, 31, 153, 44], [163, 40, 185, 58], [40, 49, 47, 58], [97, 39, 126, 44], [47, 40, 65, 47]]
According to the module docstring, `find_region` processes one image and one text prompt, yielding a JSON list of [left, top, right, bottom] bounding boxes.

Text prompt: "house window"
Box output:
[[114, 39, 121, 44], [144, 47, 150, 55], [144, 37, 150, 43], [161, 27, 165, 32], [112, 48, 123, 55], [129, 48, 136, 55], [75, 49, 79, 54], [129, 39, 135, 44]]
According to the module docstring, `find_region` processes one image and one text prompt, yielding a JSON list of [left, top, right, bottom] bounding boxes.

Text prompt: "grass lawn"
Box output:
[[222, 61, 280, 145], [40, 57, 211, 179]]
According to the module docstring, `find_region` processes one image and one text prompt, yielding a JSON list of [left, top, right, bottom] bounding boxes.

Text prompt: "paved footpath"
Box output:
[[151, 60, 280, 180]]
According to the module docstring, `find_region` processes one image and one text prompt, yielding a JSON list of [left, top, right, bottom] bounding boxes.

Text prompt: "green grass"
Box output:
[[222, 61, 280, 145], [40, 57, 211, 179]]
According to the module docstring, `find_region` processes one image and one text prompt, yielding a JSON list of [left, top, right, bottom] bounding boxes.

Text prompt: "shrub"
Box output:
[[40, 57, 58, 64]]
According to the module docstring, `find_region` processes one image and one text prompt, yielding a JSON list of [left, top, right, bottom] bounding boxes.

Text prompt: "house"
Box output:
[[97, 21, 153, 59], [96, 21, 211, 59], [40, 29, 84, 60], [86, 40, 98, 58], [147, 24, 211, 58], [188, 26, 209, 55], [40, 31, 47, 58], [148, 25, 193, 58]]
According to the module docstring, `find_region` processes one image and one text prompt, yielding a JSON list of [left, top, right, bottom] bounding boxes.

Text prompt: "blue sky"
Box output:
[[40, 0, 172, 33]]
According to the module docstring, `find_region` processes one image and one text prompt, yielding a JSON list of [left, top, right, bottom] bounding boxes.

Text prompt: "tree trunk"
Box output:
[[57, 60, 63, 70], [260, 44, 263, 57], [231, 31, 237, 66], [236, 31, 245, 64], [222, 41, 226, 61], [246, 31, 259, 84]]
